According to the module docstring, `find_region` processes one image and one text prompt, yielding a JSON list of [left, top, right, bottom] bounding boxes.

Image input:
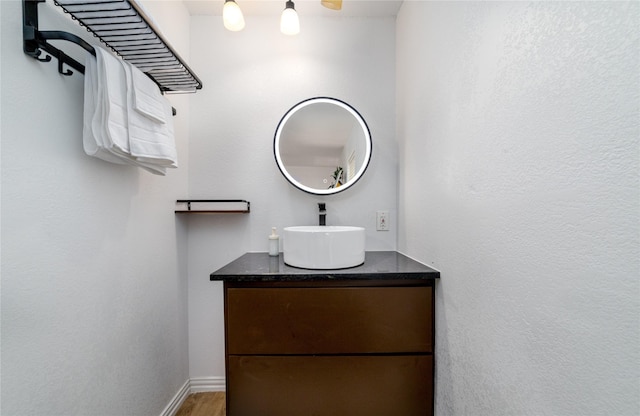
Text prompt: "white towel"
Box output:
[[83, 53, 126, 165], [95, 46, 130, 159], [131, 65, 166, 124], [84, 47, 168, 175], [122, 60, 177, 167]]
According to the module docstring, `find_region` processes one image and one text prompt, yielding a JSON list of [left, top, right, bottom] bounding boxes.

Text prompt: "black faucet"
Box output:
[[318, 203, 326, 226]]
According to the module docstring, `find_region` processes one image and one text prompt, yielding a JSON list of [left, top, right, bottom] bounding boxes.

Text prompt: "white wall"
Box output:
[[1, 1, 191, 414], [397, 1, 639, 415], [186, 15, 397, 379]]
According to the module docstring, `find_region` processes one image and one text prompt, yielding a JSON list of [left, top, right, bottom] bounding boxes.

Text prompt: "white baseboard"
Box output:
[[160, 380, 191, 416], [160, 377, 226, 416], [190, 376, 226, 393]]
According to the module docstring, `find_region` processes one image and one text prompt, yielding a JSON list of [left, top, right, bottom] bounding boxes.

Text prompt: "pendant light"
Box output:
[[223, 0, 245, 32], [321, 0, 342, 10], [280, 0, 300, 36]]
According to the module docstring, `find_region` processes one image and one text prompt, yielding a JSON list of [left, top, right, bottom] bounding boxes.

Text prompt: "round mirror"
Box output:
[[274, 97, 372, 195]]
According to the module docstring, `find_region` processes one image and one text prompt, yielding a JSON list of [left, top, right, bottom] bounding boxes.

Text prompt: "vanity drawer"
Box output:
[[226, 286, 432, 354], [227, 354, 433, 416]]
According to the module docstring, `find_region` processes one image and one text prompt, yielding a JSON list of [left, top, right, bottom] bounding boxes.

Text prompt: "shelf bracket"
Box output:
[[23, 0, 200, 116], [23, 0, 92, 76]]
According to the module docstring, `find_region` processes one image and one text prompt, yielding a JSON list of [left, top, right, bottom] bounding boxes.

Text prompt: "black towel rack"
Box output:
[[22, 0, 203, 94]]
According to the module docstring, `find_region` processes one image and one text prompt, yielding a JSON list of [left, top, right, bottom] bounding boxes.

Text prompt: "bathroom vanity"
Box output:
[[210, 251, 440, 416]]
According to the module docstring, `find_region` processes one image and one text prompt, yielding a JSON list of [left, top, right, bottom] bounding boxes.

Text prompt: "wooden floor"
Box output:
[[175, 392, 225, 416]]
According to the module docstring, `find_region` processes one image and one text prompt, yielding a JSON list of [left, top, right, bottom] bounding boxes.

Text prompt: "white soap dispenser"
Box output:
[[268, 227, 279, 256]]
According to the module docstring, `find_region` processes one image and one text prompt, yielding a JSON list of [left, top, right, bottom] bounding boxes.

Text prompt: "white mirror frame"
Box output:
[[274, 97, 372, 195]]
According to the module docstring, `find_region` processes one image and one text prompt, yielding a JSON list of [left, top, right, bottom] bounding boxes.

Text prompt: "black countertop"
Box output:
[[210, 251, 440, 282]]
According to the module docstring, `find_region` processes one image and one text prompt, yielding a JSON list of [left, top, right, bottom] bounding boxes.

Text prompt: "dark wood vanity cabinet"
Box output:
[[224, 281, 434, 416], [212, 252, 439, 416]]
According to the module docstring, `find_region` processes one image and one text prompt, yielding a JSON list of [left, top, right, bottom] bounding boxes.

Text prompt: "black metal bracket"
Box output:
[[23, 0, 202, 94], [22, 0, 202, 116], [23, 0, 94, 76]]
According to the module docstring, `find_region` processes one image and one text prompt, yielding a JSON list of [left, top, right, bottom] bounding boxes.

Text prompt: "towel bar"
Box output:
[[175, 200, 251, 214], [23, 0, 202, 101]]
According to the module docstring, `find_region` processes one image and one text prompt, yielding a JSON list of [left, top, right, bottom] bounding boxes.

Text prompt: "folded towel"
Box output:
[[95, 46, 130, 158], [131, 63, 166, 124], [122, 60, 177, 167], [84, 46, 167, 175], [83, 52, 126, 165]]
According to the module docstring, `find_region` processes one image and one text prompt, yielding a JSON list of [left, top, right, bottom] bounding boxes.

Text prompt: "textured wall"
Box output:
[[1, 1, 191, 414], [186, 15, 397, 379], [397, 1, 639, 415]]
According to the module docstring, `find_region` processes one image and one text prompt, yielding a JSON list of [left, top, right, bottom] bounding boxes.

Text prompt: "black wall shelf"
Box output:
[[23, 0, 203, 94], [175, 200, 251, 214]]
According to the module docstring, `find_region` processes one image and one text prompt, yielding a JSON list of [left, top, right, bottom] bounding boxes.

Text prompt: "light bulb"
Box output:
[[321, 0, 342, 10], [223, 0, 245, 32], [280, 1, 299, 36]]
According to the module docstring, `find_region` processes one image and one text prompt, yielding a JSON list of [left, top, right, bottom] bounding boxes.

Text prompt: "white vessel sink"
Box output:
[[283, 226, 365, 269]]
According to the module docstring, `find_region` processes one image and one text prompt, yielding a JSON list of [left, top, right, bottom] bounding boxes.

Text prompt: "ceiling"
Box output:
[[183, 0, 404, 17]]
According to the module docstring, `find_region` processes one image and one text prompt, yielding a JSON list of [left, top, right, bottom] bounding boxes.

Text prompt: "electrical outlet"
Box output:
[[376, 210, 389, 231]]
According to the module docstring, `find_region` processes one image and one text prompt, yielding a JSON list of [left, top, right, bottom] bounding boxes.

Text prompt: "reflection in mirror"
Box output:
[[274, 97, 372, 195]]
